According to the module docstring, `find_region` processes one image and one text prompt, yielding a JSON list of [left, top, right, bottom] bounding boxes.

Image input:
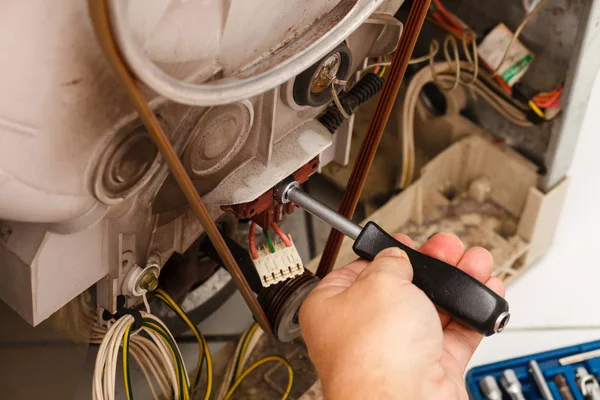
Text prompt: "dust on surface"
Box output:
[[400, 192, 528, 271]]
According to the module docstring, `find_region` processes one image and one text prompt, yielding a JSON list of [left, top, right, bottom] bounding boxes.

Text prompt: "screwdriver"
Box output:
[[275, 181, 510, 336]]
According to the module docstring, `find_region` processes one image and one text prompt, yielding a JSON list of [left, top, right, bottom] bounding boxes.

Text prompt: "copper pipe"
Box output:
[[88, 0, 273, 335], [316, 0, 432, 278]]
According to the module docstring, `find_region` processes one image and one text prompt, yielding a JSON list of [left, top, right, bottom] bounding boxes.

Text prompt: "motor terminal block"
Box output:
[[253, 237, 304, 287]]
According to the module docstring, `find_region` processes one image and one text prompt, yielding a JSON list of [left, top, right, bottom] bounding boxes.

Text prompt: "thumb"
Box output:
[[357, 247, 414, 283]]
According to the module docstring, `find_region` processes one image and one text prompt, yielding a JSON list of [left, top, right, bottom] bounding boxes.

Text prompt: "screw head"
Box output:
[[139, 272, 159, 292]]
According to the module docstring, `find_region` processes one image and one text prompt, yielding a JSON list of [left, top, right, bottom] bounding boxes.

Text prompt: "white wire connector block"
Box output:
[[253, 237, 304, 287]]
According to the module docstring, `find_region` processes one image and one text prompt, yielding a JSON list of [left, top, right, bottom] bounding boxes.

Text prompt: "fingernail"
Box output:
[[377, 247, 406, 259]]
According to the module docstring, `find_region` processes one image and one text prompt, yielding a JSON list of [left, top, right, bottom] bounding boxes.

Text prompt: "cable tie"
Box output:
[[102, 307, 144, 330]]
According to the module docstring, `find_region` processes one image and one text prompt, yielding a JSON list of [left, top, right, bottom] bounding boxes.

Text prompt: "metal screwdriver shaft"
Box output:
[[279, 181, 363, 240]]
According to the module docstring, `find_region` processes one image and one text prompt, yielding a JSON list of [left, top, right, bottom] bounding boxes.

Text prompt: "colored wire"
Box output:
[[216, 322, 263, 399], [528, 100, 545, 118], [143, 316, 190, 400], [492, 0, 549, 75], [224, 356, 294, 400], [372, 56, 383, 75], [154, 289, 213, 400], [362, 61, 391, 71], [428, 1, 474, 41], [235, 323, 260, 379], [248, 222, 259, 259], [263, 229, 276, 253], [546, 95, 561, 109], [123, 324, 133, 400], [431, 0, 462, 30], [271, 223, 292, 247], [534, 85, 563, 108], [535, 86, 562, 102]]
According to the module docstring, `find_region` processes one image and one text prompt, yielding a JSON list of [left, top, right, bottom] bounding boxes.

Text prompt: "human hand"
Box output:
[[299, 233, 504, 400]]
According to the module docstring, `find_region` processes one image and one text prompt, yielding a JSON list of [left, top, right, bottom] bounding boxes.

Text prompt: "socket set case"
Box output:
[[466, 339, 600, 399]]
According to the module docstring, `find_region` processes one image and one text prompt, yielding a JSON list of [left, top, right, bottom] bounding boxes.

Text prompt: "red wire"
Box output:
[[430, 12, 472, 40], [249, 222, 259, 259], [373, 56, 382, 75], [432, 0, 462, 30], [271, 223, 292, 247], [533, 86, 563, 108], [546, 96, 561, 109]]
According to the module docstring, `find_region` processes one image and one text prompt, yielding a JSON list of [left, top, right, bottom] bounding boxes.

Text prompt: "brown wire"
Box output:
[[316, 0, 433, 278], [88, 0, 273, 335]]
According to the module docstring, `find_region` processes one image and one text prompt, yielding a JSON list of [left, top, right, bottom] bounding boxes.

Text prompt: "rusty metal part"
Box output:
[[316, 0, 432, 278], [88, 0, 273, 335], [258, 271, 320, 342], [311, 53, 342, 94], [222, 156, 320, 229]]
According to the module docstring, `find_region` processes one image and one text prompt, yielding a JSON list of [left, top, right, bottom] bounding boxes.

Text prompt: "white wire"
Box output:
[[142, 292, 151, 314], [362, 61, 392, 71], [93, 315, 133, 400], [492, 0, 549, 74], [131, 336, 172, 396], [431, 36, 461, 92], [330, 85, 352, 119], [397, 61, 533, 190], [145, 328, 181, 400], [359, 43, 440, 76], [129, 346, 161, 400], [216, 324, 265, 400], [143, 314, 190, 376]]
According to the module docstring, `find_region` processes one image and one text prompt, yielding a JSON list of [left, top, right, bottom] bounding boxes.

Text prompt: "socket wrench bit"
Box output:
[[553, 374, 575, 400], [500, 369, 526, 400], [529, 360, 555, 400], [479, 375, 502, 400], [576, 367, 600, 400]]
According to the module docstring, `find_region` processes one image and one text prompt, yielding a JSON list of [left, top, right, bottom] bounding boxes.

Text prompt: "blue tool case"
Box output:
[[466, 340, 600, 399]]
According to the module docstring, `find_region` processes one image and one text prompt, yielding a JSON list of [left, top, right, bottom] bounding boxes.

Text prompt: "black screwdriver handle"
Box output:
[[352, 222, 509, 336]]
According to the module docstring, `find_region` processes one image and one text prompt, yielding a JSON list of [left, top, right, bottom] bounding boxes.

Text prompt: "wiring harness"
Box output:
[[94, 291, 211, 400], [92, 288, 294, 400]]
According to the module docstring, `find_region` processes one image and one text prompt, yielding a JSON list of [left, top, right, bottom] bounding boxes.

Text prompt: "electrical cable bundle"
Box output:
[[93, 289, 212, 400], [428, 0, 474, 40], [397, 61, 535, 190], [154, 289, 213, 400], [533, 85, 563, 109], [93, 311, 189, 400], [424, 0, 554, 119], [93, 282, 294, 400], [394, 0, 558, 190]]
